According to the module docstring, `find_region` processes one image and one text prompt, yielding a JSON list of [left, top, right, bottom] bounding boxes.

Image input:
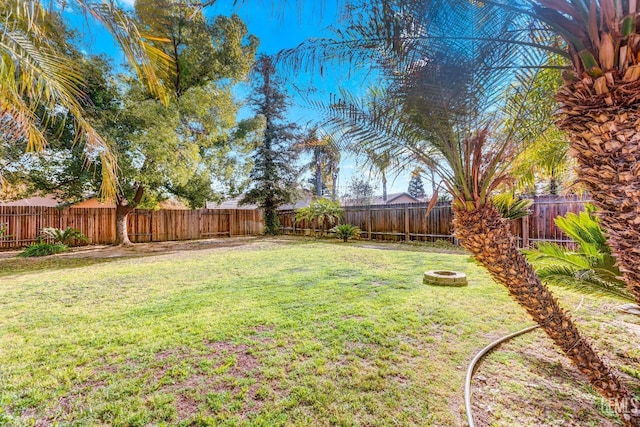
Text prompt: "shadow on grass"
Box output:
[[0, 256, 133, 278], [0, 235, 468, 279], [0, 236, 284, 278], [276, 234, 468, 254]]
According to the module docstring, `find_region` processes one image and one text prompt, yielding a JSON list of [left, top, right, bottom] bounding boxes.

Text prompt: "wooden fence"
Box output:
[[0, 207, 263, 250], [0, 196, 591, 250], [278, 195, 592, 248]]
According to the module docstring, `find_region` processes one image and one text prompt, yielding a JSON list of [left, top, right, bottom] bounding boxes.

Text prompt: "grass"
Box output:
[[0, 238, 637, 426]]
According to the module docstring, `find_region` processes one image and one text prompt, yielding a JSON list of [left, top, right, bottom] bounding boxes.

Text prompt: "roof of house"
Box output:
[[206, 196, 258, 210], [342, 192, 422, 206], [0, 194, 62, 207], [375, 192, 422, 205]]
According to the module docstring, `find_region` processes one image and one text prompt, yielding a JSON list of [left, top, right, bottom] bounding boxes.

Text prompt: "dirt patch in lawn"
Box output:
[[39, 340, 274, 425], [142, 341, 269, 420]]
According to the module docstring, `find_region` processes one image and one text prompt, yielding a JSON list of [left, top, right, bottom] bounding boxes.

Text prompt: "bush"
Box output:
[[19, 242, 68, 257], [0, 223, 10, 240], [40, 227, 88, 246], [330, 224, 361, 242], [295, 199, 343, 236], [524, 204, 633, 301]]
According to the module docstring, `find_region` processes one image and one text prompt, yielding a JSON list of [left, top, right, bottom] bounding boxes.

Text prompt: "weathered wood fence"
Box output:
[[0, 196, 591, 250], [278, 195, 592, 248], [0, 207, 263, 250]]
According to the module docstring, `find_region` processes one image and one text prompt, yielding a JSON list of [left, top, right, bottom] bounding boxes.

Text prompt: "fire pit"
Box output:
[[423, 270, 468, 287]]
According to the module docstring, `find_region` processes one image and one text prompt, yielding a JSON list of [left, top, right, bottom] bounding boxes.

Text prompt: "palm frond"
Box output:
[[537, 264, 634, 301], [526, 241, 592, 268], [1, 1, 118, 198], [76, 0, 173, 104]]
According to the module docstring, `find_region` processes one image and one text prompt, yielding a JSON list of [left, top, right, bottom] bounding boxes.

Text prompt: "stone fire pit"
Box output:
[[423, 270, 468, 287]]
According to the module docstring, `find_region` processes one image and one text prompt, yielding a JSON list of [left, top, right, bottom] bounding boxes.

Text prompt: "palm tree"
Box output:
[[287, 1, 640, 423], [520, 0, 640, 305], [334, 84, 640, 427], [282, 0, 640, 305], [295, 128, 341, 199], [1, 0, 172, 199], [363, 148, 391, 202]]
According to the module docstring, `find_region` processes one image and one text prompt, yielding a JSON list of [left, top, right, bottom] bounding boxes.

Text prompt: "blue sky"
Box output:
[[69, 1, 415, 197]]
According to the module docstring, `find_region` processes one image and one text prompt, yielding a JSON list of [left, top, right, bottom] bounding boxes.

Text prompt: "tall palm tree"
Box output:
[[295, 128, 341, 198], [363, 148, 391, 202], [1, 0, 172, 199], [333, 77, 640, 427], [522, 0, 640, 305], [287, 1, 640, 423]]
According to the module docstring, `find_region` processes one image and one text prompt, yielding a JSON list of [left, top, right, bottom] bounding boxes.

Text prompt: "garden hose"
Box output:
[[465, 297, 584, 427]]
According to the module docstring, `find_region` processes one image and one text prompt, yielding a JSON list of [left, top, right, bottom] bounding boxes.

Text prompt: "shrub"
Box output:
[[20, 242, 68, 257], [524, 204, 633, 301], [0, 223, 10, 240], [40, 227, 88, 246], [295, 199, 343, 236], [330, 224, 361, 242]]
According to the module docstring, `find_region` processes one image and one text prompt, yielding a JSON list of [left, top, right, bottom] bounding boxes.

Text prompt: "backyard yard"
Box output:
[[1, 238, 638, 426]]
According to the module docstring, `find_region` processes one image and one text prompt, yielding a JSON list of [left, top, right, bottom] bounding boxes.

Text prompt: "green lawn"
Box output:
[[0, 239, 636, 426]]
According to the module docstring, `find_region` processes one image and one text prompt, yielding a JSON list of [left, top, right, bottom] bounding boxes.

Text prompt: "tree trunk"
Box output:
[[315, 147, 323, 197], [556, 79, 640, 305], [453, 204, 640, 426], [549, 177, 558, 196], [331, 170, 338, 201], [114, 185, 144, 246], [382, 172, 387, 202], [115, 201, 133, 246], [430, 168, 437, 196]]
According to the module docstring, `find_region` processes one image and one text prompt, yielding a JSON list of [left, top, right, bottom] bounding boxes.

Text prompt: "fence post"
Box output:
[[228, 210, 233, 237], [292, 212, 296, 235], [404, 206, 410, 242], [367, 207, 372, 240], [522, 215, 530, 248], [149, 210, 154, 242]]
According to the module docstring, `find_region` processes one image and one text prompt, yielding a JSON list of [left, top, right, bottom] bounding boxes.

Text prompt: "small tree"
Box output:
[[407, 169, 426, 199], [40, 227, 88, 246], [344, 176, 374, 205], [295, 198, 343, 237], [241, 55, 301, 235], [492, 193, 533, 220]]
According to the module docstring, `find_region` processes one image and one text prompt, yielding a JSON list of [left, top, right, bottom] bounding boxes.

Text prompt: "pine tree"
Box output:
[[241, 55, 300, 234], [407, 170, 426, 199]]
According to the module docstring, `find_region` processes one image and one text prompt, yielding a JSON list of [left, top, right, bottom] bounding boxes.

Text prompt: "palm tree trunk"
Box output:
[[453, 204, 640, 426], [556, 81, 640, 305], [315, 146, 323, 197], [331, 171, 338, 201], [382, 172, 387, 202], [549, 177, 558, 196]]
